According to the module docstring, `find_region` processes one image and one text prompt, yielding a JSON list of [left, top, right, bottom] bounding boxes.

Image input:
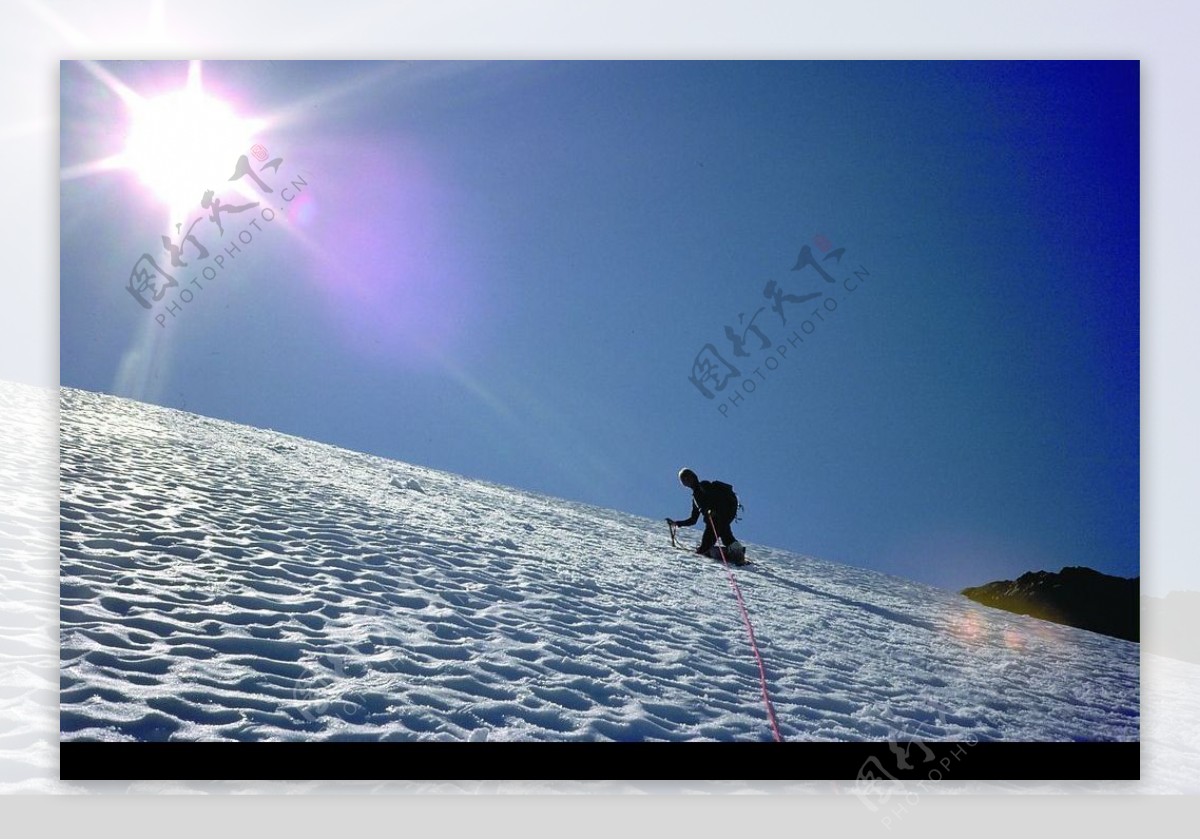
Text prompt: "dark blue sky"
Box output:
[[60, 60, 1139, 592]]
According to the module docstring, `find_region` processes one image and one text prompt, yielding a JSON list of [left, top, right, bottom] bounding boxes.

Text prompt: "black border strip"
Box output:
[[60, 741, 1139, 781]]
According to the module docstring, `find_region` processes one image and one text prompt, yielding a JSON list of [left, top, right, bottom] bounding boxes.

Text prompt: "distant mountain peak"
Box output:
[[962, 567, 1139, 642]]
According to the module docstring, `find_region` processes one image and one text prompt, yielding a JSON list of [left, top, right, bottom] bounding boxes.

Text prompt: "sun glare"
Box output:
[[122, 85, 260, 219]]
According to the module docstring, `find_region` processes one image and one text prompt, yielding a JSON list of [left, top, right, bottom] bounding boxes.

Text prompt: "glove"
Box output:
[[665, 518, 676, 527]]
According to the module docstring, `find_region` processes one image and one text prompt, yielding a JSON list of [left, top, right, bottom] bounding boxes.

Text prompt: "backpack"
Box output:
[[706, 480, 742, 520]]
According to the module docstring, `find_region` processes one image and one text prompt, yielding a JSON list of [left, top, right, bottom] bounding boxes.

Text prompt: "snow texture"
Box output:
[[0, 380, 1195, 791], [57, 386, 1139, 747], [0, 382, 58, 790]]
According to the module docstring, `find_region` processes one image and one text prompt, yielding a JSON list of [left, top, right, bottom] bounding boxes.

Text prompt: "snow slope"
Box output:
[[59, 387, 1138, 743], [0, 381, 58, 788]]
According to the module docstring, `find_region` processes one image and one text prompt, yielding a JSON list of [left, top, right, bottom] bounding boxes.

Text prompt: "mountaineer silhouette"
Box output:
[[667, 467, 746, 565]]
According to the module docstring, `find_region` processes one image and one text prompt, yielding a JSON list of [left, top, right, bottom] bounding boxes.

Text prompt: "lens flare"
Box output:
[[122, 86, 261, 220]]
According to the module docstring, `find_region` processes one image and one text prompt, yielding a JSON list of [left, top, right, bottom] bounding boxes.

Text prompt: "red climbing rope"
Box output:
[[707, 512, 784, 743]]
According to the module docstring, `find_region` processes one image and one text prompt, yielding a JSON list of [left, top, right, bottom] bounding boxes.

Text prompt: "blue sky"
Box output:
[[60, 60, 1139, 592]]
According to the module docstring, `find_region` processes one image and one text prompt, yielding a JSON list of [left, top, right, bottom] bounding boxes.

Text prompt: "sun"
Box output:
[[120, 75, 262, 221]]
